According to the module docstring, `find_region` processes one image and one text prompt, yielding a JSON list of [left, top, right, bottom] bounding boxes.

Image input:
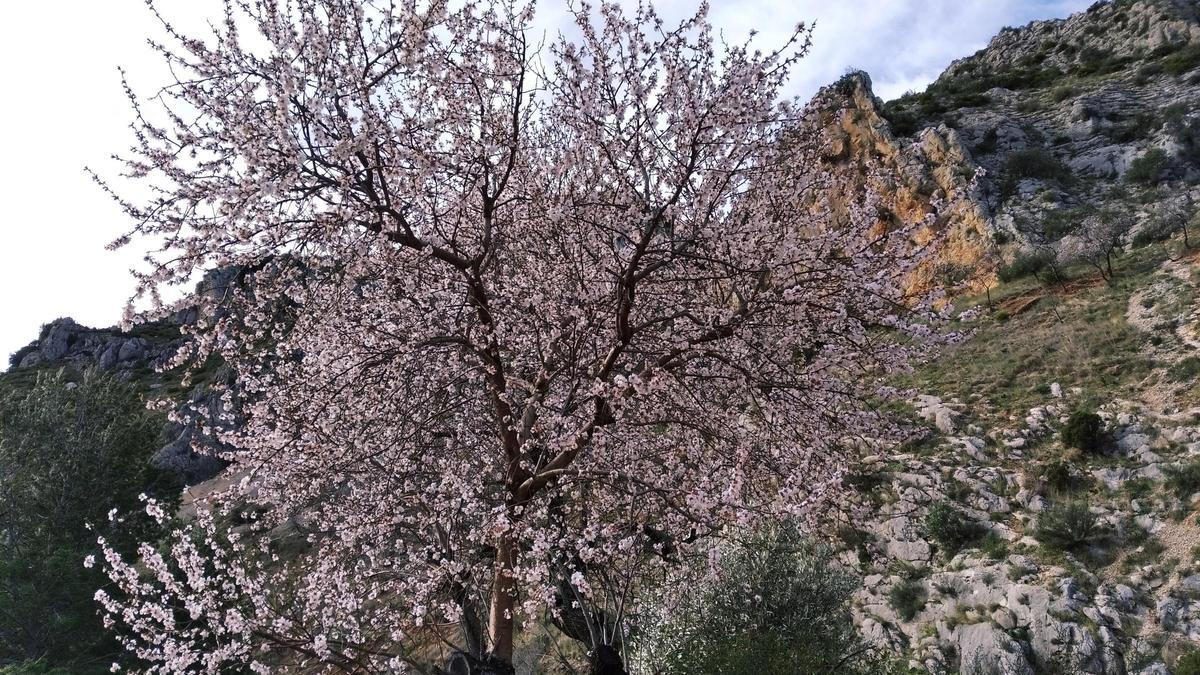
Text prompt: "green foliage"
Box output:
[[1006, 148, 1071, 181], [1161, 44, 1200, 77], [1172, 356, 1200, 383], [1132, 217, 1177, 248], [0, 370, 175, 670], [925, 501, 984, 557], [998, 251, 1053, 283], [1178, 650, 1200, 675], [1165, 460, 1200, 499], [1126, 149, 1171, 185], [0, 660, 76, 675], [888, 578, 926, 621], [980, 532, 1010, 560], [636, 523, 884, 675], [1040, 459, 1079, 494], [1000, 149, 1072, 200], [882, 60, 1065, 132], [906, 243, 1164, 427], [1164, 102, 1189, 127], [1042, 207, 1091, 241], [1061, 410, 1107, 455], [1076, 46, 1131, 76], [1107, 111, 1161, 144], [1051, 85, 1079, 102], [1034, 501, 1102, 553], [885, 109, 923, 138]]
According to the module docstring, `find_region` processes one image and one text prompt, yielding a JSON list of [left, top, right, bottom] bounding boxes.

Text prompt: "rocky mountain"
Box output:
[[805, 1, 1200, 673], [3, 268, 243, 484]]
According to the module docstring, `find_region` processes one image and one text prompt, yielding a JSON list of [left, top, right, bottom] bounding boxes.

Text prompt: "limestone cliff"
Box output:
[[806, 72, 995, 293]]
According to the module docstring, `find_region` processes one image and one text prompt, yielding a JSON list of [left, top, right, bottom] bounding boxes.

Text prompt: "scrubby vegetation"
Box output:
[[998, 251, 1054, 283], [1061, 410, 1107, 454], [1034, 501, 1103, 553], [1178, 650, 1200, 675], [888, 577, 927, 622], [1127, 148, 1171, 185], [1000, 148, 1073, 200], [0, 370, 175, 672], [925, 501, 984, 557], [1165, 460, 1200, 499], [636, 524, 894, 675]]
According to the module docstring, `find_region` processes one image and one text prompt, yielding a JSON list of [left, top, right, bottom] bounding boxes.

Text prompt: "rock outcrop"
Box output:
[[3, 269, 242, 485], [806, 72, 995, 293]]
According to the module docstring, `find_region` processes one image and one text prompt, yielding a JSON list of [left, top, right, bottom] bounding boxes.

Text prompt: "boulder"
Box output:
[[957, 622, 1033, 675]]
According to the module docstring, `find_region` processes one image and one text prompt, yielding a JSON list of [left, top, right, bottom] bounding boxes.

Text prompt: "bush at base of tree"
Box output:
[[634, 523, 900, 675]]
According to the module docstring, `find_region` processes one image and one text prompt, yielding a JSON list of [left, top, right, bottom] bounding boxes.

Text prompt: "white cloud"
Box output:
[[0, 0, 1093, 363]]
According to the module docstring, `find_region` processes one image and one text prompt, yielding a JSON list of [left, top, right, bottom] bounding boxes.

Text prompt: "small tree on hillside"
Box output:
[[1078, 206, 1136, 283], [1154, 194, 1196, 250], [94, 1, 948, 672]]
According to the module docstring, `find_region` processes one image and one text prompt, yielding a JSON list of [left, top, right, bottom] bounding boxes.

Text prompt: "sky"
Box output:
[[0, 0, 1093, 364]]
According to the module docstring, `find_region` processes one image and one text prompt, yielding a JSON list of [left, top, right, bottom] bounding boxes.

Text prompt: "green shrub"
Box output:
[[1172, 356, 1200, 383], [1051, 85, 1078, 102], [1138, 61, 1164, 79], [1034, 501, 1102, 553], [1075, 46, 1129, 75], [1061, 410, 1107, 454], [635, 523, 884, 674], [888, 578, 926, 621], [1006, 148, 1071, 181], [1016, 99, 1043, 114], [1132, 221, 1174, 248], [1124, 477, 1153, 500], [0, 370, 176, 670], [1000, 149, 1072, 200], [998, 251, 1053, 283], [1165, 460, 1200, 498], [980, 532, 1010, 560], [1042, 207, 1087, 241], [1108, 111, 1161, 144], [1040, 459, 1078, 494], [1163, 44, 1200, 77], [1178, 650, 1200, 675], [885, 109, 923, 137], [1126, 148, 1171, 185], [1164, 102, 1189, 127], [925, 501, 984, 557]]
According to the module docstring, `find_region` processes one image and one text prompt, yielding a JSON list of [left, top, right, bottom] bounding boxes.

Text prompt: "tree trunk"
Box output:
[[589, 645, 629, 675], [487, 533, 518, 665]]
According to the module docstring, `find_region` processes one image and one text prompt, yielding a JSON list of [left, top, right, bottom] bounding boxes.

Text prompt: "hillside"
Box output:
[[817, 1, 1200, 673]]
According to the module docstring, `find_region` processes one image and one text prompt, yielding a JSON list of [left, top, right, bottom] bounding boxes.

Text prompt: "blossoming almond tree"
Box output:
[[94, 0, 946, 672]]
